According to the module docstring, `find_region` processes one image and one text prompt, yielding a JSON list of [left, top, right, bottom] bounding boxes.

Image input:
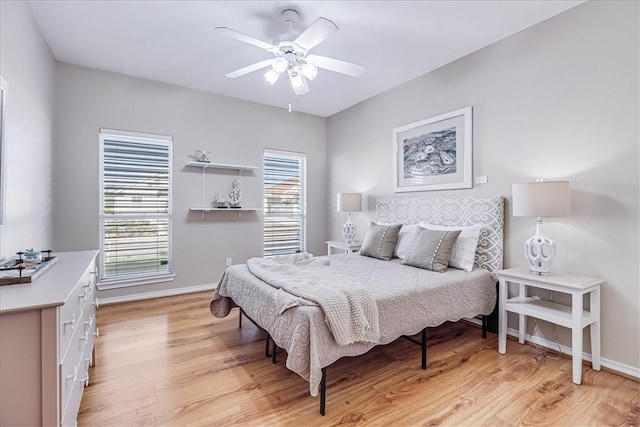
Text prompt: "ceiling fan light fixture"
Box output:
[[288, 68, 309, 94], [272, 57, 289, 73], [301, 63, 318, 80], [289, 71, 304, 91], [264, 69, 280, 85]]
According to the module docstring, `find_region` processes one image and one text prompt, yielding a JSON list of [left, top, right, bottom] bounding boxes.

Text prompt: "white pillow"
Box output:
[[418, 223, 482, 272], [393, 224, 420, 260]]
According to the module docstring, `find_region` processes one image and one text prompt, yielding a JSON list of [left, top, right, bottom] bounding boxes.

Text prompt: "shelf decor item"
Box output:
[[228, 178, 242, 208], [337, 192, 362, 244], [195, 147, 211, 163], [512, 180, 570, 275]]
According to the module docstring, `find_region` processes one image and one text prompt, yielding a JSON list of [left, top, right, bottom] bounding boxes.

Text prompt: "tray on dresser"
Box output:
[[0, 255, 58, 286]]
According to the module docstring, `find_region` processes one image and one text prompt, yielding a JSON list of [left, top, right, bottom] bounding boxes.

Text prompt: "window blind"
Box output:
[[263, 151, 306, 257], [100, 132, 172, 281]]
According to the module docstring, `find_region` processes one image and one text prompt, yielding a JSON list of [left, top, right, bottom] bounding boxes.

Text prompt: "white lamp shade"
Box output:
[[512, 181, 570, 217], [337, 193, 362, 212]]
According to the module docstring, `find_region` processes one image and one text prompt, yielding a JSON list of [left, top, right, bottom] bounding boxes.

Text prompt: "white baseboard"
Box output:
[[98, 283, 217, 305], [466, 315, 640, 380]]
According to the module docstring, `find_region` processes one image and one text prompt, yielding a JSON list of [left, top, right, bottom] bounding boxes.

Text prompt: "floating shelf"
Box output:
[[189, 207, 259, 212], [186, 161, 259, 172]]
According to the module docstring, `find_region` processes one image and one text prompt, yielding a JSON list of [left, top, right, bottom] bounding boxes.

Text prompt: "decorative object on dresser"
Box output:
[[337, 192, 362, 243], [0, 250, 99, 426], [393, 107, 472, 192], [0, 249, 57, 285], [512, 180, 570, 275]]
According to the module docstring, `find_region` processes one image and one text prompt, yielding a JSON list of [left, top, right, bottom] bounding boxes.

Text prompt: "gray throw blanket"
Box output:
[[246, 253, 380, 346]]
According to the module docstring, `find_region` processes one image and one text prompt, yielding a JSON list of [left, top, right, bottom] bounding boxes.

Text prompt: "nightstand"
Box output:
[[496, 266, 603, 384], [326, 240, 361, 255]]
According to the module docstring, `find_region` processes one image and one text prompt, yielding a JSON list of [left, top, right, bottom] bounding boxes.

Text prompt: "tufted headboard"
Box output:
[[376, 196, 504, 273]]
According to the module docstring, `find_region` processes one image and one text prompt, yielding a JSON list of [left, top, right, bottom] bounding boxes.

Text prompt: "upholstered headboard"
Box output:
[[376, 196, 504, 273]]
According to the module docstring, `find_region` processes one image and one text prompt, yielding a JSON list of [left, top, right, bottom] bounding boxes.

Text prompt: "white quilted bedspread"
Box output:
[[210, 253, 496, 397]]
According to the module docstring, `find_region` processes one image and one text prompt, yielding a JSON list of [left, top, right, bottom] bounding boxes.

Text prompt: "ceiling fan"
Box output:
[[215, 9, 366, 95]]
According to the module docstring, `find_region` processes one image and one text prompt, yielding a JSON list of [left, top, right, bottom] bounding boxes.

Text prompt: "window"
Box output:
[[263, 150, 306, 257], [99, 129, 172, 284]]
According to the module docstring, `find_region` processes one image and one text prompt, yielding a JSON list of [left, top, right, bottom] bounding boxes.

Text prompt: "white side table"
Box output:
[[326, 240, 361, 256], [496, 266, 603, 385]]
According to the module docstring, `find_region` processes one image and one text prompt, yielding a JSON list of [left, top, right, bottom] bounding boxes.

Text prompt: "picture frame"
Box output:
[[393, 106, 472, 192]]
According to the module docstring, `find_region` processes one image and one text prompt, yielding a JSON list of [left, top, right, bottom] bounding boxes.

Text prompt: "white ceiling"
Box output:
[[27, 1, 583, 117]]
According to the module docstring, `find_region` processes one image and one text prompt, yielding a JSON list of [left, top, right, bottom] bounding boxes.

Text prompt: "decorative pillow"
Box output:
[[393, 224, 420, 259], [403, 227, 461, 272], [359, 223, 402, 261], [419, 222, 482, 272]]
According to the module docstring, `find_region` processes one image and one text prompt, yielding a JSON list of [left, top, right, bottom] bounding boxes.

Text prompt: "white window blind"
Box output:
[[99, 130, 172, 282], [263, 150, 306, 257]]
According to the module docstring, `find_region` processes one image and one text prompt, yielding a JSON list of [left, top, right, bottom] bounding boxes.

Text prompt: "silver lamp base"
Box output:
[[525, 220, 556, 275]]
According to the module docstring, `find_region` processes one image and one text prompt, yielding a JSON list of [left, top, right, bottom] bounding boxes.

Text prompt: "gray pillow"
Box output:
[[359, 223, 402, 261], [403, 227, 461, 272]]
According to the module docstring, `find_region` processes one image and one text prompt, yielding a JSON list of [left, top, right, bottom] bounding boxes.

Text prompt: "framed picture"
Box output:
[[393, 106, 472, 192]]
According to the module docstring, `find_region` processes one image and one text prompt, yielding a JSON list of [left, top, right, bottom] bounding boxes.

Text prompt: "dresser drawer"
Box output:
[[60, 325, 84, 419], [59, 264, 94, 361]]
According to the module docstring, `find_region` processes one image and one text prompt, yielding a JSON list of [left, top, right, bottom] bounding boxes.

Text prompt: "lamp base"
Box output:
[[525, 232, 556, 275], [342, 213, 356, 244]]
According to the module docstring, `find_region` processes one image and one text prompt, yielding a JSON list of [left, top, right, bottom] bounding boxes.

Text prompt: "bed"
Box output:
[[210, 196, 504, 414]]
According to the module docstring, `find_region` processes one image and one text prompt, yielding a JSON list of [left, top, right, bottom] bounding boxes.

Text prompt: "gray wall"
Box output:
[[327, 1, 639, 373], [53, 63, 327, 299], [0, 1, 56, 260]]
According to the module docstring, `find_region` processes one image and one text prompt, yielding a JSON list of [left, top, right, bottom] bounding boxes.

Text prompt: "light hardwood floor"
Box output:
[[78, 291, 639, 426]]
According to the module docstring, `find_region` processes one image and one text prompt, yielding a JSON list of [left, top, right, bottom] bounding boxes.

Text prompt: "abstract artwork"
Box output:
[[393, 107, 472, 192]]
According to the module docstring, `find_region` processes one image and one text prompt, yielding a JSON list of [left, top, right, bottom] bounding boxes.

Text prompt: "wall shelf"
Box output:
[[189, 207, 259, 212], [186, 160, 260, 218], [186, 161, 259, 172]]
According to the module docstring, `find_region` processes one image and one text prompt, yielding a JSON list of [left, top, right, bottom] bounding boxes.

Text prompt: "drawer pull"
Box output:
[[78, 373, 89, 387], [66, 366, 78, 383], [79, 333, 88, 343], [64, 313, 76, 328], [92, 298, 100, 309], [94, 328, 100, 338], [84, 318, 94, 330]]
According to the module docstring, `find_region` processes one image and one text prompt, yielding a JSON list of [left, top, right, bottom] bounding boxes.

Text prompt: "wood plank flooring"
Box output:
[[78, 291, 639, 426]]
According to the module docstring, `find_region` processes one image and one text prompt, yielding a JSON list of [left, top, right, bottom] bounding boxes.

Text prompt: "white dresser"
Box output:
[[0, 250, 99, 426]]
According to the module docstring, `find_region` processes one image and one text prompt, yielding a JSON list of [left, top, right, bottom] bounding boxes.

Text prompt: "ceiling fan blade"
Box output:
[[293, 17, 338, 52], [215, 27, 276, 51], [225, 59, 274, 78], [307, 54, 366, 78]]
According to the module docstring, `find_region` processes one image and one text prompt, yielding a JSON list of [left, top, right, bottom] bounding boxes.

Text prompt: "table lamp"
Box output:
[[337, 193, 362, 244], [512, 180, 570, 275]]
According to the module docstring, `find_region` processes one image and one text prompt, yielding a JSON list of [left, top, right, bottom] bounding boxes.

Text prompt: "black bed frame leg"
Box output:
[[482, 315, 487, 339], [265, 334, 271, 357], [271, 339, 277, 364], [238, 308, 243, 329], [320, 367, 327, 416], [421, 328, 427, 369]]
